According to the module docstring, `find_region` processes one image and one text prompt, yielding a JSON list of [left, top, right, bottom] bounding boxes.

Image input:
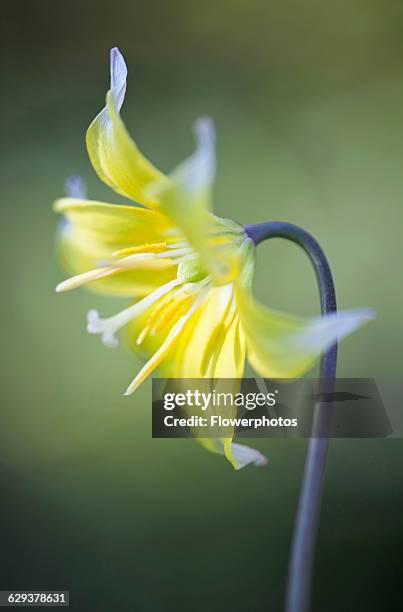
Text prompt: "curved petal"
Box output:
[[169, 285, 267, 470], [124, 288, 209, 395], [54, 198, 171, 246], [171, 284, 235, 377], [64, 175, 87, 199], [86, 48, 166, 205], [237, 286, 375, 378], [202, 316, 267, 470], [224, 441, 268, 469], [55, 198, 176, 296], [147, 117, 220, 275], [86, 278, 183, 348], [124, 282, 195, 360]]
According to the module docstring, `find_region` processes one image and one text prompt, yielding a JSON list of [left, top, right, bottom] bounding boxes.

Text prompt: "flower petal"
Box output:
[[55, 259, 174, 295], [86, 278, 182, 348], [124, 289, 208, 395], [64, 175, 87, 199], [86, 47, 166, 205], [54, 198, 171, 246], [171, 283, 235, 377], [55, 198, 176, 296], [147, 117, 217, 273], [169, 286, 267, 470], [124, 281, 199, 364], [237, 286, 375, 378], [224, 441, 268, 470]]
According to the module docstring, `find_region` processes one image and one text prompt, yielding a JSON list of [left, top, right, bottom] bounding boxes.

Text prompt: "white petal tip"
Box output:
[[360, 308, 376, 321], [110, 46, 125, 67], [193, 116, 215, 145], [55, 282, 67, 293], [124, 376, 141, 395], [336, 307, 377, 338], [231, 443, 268, 470], [171, 115, 216, 194], [297, 306, 377, 355], [64, 175, 87, 199], [109, 47, 127, 109]]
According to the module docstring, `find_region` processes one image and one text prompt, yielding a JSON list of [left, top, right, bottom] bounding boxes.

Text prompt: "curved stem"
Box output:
[[244, 221, 338, 612]]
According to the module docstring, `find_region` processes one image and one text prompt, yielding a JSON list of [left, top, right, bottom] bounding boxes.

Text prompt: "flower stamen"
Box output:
[[111, 242, 167, 257], [56, 266, 119, 293], [105, 247, 193, 270], [151, 292, 193, 335], [86, 278, 182, 347], [136, 282, 201, 345], [124, 287, 209, 395], [135, 292, 179, 346]]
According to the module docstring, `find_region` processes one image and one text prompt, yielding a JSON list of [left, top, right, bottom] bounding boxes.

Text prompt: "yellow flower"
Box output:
[[55, 48, 374, 470]]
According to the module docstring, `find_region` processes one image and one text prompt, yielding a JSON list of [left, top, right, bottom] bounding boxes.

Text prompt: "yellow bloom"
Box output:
[[55, 48, 374, 470]]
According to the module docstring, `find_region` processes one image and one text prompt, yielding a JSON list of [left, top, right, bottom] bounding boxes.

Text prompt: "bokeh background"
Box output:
[[1, 1, 403, 610]]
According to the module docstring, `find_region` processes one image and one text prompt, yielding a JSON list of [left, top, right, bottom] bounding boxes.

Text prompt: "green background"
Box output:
[[1, 1, 402, 610]]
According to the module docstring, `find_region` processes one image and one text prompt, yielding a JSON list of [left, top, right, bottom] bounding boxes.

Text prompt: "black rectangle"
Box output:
[[152, 378, 392, 438]]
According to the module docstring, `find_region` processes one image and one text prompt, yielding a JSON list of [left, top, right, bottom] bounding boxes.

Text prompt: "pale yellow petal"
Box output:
[[125, 291, 207, 395], [54, 198, 170, 246], [237, 285, 375, 378], [56, 259, 174, 294], [86, 48, 167, 205], [171, 283, 234, 377], [147, 118, 223, 277], [55, 198, 176, 296], [168, 285, 266, 470]]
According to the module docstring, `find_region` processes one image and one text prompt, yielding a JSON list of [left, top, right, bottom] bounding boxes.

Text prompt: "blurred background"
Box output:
[[1, 1, 402, 610]]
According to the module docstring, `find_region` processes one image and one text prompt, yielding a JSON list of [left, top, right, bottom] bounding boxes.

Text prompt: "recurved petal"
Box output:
[[224, 441, 268, 470], [207, 319, 268, 470], [55, 199, 176, 296], [147, 117, 217, 272], [237, 286, 375, 378], [170, 285, 267, 470], [54, 198, 171, 245], [171, 283, 235, 377], [57, 230, 176, 297], [124, 288, 209, 395], [64, 175, 87, 199], [86, 47, 166, 205]]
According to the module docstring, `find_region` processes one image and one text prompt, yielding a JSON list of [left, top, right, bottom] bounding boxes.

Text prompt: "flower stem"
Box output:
[[244, 221, 338, 612]]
